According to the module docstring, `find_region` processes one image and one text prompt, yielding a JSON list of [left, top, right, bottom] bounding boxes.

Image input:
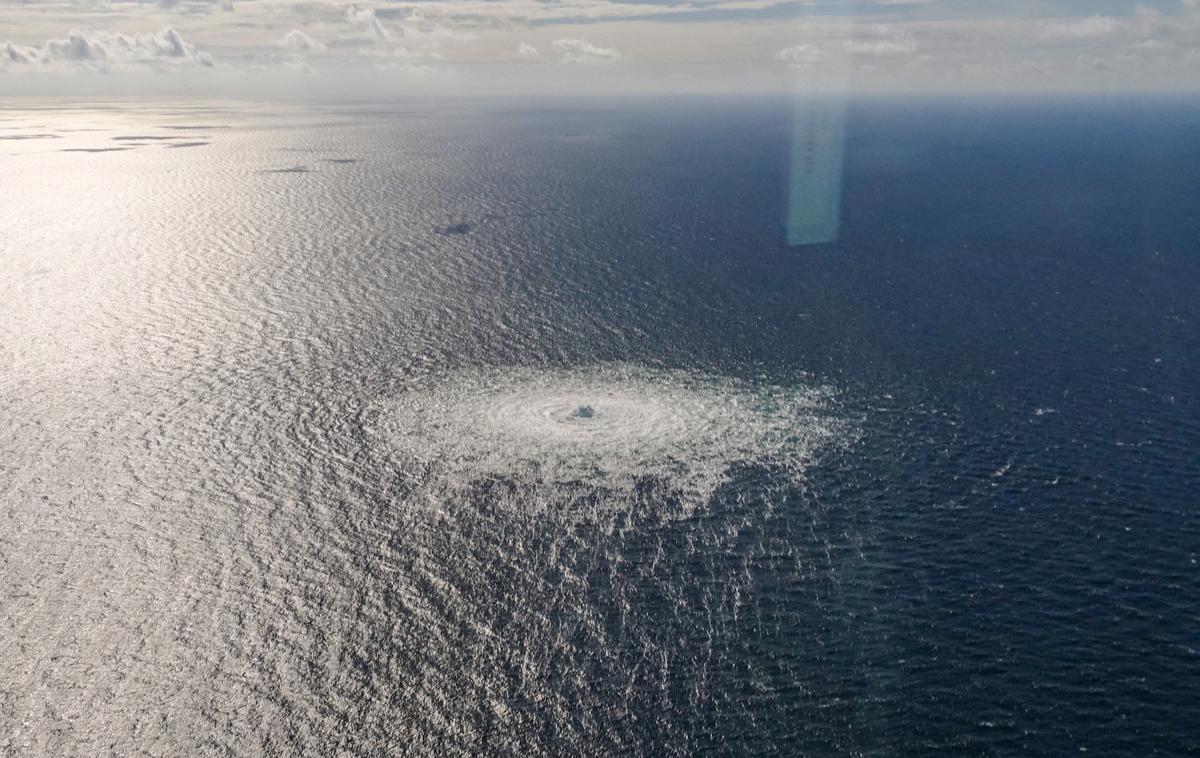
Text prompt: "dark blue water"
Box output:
[[759, 98, 1200, 755], [2, 97, 1198, 755], [652, 98, 1200, 754]]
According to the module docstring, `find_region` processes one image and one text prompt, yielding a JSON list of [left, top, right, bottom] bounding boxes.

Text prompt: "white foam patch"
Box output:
[[378, 364, 848, 515]]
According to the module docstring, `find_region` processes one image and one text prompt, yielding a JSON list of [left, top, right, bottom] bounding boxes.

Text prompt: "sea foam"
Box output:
[[378, 364, 848, 516]]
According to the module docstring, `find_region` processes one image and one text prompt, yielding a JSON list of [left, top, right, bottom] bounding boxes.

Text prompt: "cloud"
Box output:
[[3, 42, 40, 65], [1, 27, 214, 70], [1041, 15, 1121, 41], [279, 29, 324, 52], [152, 0, 233, 14], [332, 4, 466, 63], [1, 0, 1198, 93], [775, 44, 823, 70], [373, 61, 436, 74], [552, 38, 621, 63], [346, 5, 388, 42], [389, 9, 467, 47], [358, 45, 437, 61], [844, 39, 917, 56], [844, 26, 918, 57]]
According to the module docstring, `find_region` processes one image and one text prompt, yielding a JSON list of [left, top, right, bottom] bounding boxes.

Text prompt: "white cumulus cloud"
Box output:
[[3, 41, 40, 65], [279, 29, 324, 52], [552, 38, 621, 64], [0, 27, 214, 71], [517, 42, 540, 59], [346, 6, 389, 42], [775, 44, 823, 70]]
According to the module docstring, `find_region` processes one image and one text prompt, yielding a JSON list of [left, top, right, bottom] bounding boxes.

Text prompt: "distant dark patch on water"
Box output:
[[167, 142, 209, 149], [60, 147, 134, 153], [114, 135, 200, 142], [324, 158, 360, 164], [259, 165, 311, 174], [161, 125, 229, 130], [438, 222, 474, 235], [0, 134, 60, 140]]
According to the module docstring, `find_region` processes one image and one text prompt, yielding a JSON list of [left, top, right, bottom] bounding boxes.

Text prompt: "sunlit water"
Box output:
[[2, 99, 1199, 755]]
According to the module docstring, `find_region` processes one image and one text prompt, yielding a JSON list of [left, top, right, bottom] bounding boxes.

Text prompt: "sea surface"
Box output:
[[1, 96, 1198, 755]]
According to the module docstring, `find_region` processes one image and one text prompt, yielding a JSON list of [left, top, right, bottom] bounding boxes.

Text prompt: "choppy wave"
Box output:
[[375, 364, 848, 515]]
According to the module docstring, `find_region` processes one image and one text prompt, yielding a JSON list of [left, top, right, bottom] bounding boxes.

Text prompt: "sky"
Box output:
[[2, 0, 1200, 96]]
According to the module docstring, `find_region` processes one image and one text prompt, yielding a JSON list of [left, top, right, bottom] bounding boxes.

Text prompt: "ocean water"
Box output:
[[1, 97, 1198, 755]]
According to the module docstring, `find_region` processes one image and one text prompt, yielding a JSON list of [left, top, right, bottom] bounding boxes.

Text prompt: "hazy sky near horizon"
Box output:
[[2, 0, 1199, 96]]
